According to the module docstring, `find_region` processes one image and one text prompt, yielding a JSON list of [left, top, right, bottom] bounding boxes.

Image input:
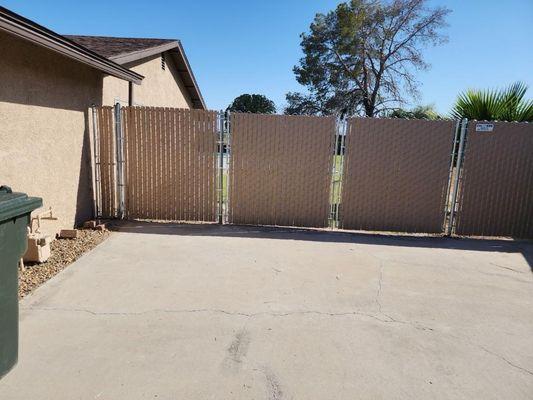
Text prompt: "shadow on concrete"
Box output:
[[107, 220, 533, 271]]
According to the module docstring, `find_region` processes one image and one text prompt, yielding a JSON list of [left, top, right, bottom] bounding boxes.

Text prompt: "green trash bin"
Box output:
[[0, 186, 42, 379]]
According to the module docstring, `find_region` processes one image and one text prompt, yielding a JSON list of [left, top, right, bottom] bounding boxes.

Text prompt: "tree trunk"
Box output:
[[364, 101, 375, 117]]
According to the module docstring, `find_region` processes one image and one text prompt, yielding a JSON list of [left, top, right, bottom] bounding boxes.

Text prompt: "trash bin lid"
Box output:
[[0, 186, 42, 223]]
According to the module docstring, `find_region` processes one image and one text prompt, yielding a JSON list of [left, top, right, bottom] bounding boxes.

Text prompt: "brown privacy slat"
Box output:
[[135, 107, 143, 217], [137, 108, 143, 216], [199, 110, 206, 221], [158, 107, 164, 219], [144, 107, 152, 217], [155, 107, 162, 219], [235, 113, 251, 224], [207, 111, 214, 220], [127, 108, 134, 218], [188, 109, 195, 220], [192, 110, 198, 220], [228, 114, 235, 221], [125, 107, 132, 217], [97, 106, 116, 218], [180, 108, 187, 221], [209, 113, 218, 221], [455, 122, 533, 238], [185, 110, 191, 219], [162, 107, 169, 220], [199, 110, 206, 220], [229, 113, 334, 228], [157, 107, 164, 219], [166, 107, 172, 220], [177, 109, 185, 221], [122, 108, 129, 217], [141, 107, 149, 217], [128, 107, 135, 217], [145, 107, 153, 217], [154, 107, 161, 219], [168, 108, 174, 220], [341, 118, 455, 233], [170, 108, 177, 220], [150, 107, 157, 219]]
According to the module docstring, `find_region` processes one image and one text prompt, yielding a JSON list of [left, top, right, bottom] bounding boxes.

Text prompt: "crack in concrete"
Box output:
[[22, 305, 432, 330], [369, 261, 432, 332], [374, 261, 384, 314], [477, 344, 533, 377], [436, 328, 533, 378], [365, 253, 533, 377], [445, 332, 533, 378]]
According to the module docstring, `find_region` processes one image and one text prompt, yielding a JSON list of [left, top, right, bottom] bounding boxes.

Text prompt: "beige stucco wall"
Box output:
[[0, 31, 103, 237], [102, 53, 193, 108]]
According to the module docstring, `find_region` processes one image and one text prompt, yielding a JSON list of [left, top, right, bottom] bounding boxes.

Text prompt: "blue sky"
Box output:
[[2, 0, 532, 115]]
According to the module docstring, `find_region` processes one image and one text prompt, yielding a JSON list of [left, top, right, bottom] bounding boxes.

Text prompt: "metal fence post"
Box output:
[[336, 119, 346, 228], [329, 118, 346, 229], [442, 120, 461, 232], [114, 103, 125, 219], [446, 118, 468, 236]]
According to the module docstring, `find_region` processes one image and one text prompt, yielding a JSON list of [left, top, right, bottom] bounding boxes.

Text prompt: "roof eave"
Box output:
[[108, 41, 180, 65], [0, 7, 143, 84], [170, 42, 206, 110]]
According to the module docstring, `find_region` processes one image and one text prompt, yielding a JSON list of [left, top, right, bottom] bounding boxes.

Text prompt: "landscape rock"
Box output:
[[19, 229, 110, 299]]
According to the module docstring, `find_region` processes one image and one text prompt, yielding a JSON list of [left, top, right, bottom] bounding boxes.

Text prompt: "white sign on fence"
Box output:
[[476, 123, 494, 132]]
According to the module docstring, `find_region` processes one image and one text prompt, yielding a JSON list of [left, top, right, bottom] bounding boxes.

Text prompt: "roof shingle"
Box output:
[[65, 35, 175, 59]]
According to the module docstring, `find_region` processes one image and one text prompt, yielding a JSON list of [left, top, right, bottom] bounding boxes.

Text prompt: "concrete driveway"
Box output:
[[1, 223, 532, 399]]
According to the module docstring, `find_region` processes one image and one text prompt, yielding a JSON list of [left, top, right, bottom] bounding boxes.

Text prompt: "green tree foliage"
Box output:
[[285, 0, 450, 117], [388, 104, 441, 119], [228, 94, 276, 114], [451, 82, 533, 122]]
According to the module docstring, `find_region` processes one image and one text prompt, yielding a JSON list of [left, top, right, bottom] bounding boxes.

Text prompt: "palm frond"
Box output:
[[451, 82, 532, 122]]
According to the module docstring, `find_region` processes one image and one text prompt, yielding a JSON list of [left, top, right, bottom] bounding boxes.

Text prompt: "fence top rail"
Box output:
[[346, 116, 457, 123], [467, 119, 531, 124], [113, 105, 218, 114], [231, 112, 336, 121], [92, 105, 531, 126]]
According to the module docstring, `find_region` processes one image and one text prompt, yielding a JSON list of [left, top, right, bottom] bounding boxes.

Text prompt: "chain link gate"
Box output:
[[452, 120, 533, 238], [91, 105, 219, 222], [227, 113, 335, 228], [338, 118, 459, 233]]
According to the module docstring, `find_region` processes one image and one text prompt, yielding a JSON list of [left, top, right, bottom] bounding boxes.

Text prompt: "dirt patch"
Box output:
[[18, 229, 110, 299]]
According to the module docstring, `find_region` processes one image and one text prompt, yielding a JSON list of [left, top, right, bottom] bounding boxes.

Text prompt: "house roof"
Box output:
[[66, 35, 206, 109], [0, 6, 143, 84], [65, 36, 175, 59]]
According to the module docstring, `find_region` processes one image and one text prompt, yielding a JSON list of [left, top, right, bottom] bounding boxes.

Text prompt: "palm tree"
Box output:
[[451, 82, 533, 122]]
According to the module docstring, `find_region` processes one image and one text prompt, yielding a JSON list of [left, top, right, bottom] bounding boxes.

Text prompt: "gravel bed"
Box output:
[[18, 229, 110, 299]]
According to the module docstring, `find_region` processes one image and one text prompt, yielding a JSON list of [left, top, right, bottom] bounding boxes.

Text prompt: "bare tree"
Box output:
[[285, 0, 450, 117]]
